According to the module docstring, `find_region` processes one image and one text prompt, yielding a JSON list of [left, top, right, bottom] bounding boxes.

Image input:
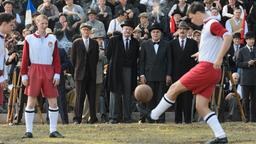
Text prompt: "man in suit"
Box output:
[[139, 23, 172, 123], [71, 23, 99, 124], [236, 31, 256, 122], [107, 20, 140, 124], [170, 21, 198, 124], [227, 32, 243, 72]]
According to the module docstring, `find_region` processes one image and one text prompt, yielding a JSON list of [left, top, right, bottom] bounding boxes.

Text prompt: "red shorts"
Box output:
[[25, 64, 58, 98], [180, 61, 221, 99]]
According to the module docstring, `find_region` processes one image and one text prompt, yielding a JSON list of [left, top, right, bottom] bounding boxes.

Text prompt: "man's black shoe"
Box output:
[[22, 132, 33, 139], [205, 137, 228, 144], [87, 117, 98, 124], [109, 119, 118, 124], [136, 103, 153, 121], [49, 131, 64, 138]]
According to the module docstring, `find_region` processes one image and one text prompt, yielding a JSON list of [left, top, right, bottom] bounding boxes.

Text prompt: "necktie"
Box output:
[[153, 42, 159, 45], [85, 39, 89, 52], [250, 47, 255, 59], [235, 45, 238, 52], [181, 39, 184, 49], [125, 38, 129, 51]]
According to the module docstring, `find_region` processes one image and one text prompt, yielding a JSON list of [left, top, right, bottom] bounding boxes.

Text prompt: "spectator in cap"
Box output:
[[107, 19, 140, 124], [3, 0, 22, 29], [192, 30, 201, 45], [37, 0, 60, 30], [135, 12, 149, 40], [85, 9, 106, 39], [72, 22, 99, 124], [139, 22, 171, 123], [170, 20, 198, 124], [83, 33, 108, 123], [95, 0, 112, 32], [236, 31, 256, 122], [132, 27, 142, 43], [107, 9, 126, 37], [227, 32, 243, 72]]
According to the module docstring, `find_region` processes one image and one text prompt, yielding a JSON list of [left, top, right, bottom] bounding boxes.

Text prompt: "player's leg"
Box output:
[[22, 96, 37, 138], [196, 95, 228, 143], [48, 97, 64, 138], [137, 80, 188, 120]]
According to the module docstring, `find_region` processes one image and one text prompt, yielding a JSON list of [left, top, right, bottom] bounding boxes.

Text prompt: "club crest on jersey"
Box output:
[[48, 41, 53, 48]]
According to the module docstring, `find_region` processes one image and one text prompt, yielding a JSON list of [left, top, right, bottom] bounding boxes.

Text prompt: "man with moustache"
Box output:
[[139, 23, 172, 123], [71, 23, 99, 124], [170, 21, 198, 124], [107, 20, 139, 124]]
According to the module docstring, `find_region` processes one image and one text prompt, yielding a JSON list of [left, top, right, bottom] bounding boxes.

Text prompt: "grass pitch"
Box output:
[[0, 122, 255, 144]]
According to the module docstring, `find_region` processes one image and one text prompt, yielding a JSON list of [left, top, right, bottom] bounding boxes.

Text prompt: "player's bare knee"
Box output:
[[49, 103, 58, 109], [26, 104, 35, 109], [169, 83, 182, 96]]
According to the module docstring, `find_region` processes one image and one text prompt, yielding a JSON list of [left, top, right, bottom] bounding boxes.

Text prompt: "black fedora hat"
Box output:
[[149, 23, 163, 32], [121, 20, 135, 29]]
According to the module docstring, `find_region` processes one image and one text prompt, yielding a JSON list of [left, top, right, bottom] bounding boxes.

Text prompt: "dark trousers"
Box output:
[[109, 67, 132, 121], [147, 81, 166, 122], [242, 85, 256, 122], [57, 76, 69, 124], [16, 86, 27, 123], [74, 77, 96, 123], [175, 91, 193, 124]]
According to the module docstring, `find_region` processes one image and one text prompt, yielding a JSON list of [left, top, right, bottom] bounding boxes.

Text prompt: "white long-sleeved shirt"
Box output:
[[0, 33, 5, 83]]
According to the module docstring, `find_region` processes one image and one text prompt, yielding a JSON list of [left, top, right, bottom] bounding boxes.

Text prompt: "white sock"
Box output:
[[25, 107, 35, 133], [49, 107, 59, 133], [150, 94, 175, 120], [204, 112, 226, 138]]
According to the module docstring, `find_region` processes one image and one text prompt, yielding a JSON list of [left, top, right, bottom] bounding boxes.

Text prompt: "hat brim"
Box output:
[[149, 28, 163, 32], [121, 24, 134, 28], [2, 1, 14, 6], [80, 25, 92, 30], [178, 26, 189, 29]]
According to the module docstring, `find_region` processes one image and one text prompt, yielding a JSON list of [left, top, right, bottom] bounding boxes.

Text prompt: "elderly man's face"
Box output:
[[122, 26, 133, 38]]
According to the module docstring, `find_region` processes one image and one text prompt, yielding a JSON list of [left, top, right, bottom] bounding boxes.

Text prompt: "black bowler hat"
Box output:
[[121, 20, 135, 29], [149, 23, 163, 32]]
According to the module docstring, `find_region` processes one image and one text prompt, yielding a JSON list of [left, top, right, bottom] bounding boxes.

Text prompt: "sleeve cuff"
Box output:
[[54, 73, 60, 79], [0, 76, 6, 83], [223, 31, 232, 38], [22, 75, 28, 81]]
